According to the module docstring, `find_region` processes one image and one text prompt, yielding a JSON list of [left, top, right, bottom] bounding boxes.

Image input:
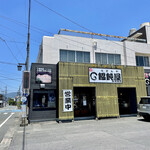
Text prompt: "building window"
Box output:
[[60, 50, 90, 63], [33, 90, 56, 110], [95, 53, 121, 65], [136, 56, 149, 66]]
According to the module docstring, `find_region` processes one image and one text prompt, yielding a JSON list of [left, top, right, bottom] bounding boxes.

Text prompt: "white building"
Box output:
[[36, 22, 150, 94]]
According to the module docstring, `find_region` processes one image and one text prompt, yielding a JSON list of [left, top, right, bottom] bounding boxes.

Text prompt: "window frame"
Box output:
[[136, 56, 149, 67], [60, 49, 90, 63], [95, 52, 121, 65]]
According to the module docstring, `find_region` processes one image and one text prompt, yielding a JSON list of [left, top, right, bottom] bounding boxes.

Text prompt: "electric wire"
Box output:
[[0, 25, 136, 65], [0, 75, 21, 82], [0, 12, 147, 66], [0, 80, 20, 90], [33, 0, 147, 58], [0, 14, 53, 35], [0, 13, 141, 56], [0, 61, 17, 65], [0, 37, 19, 63], [34, 0, 92, 33]]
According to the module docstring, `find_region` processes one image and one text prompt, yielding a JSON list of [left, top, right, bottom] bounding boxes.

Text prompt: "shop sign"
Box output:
[[145, 73, 150, 85], [36, 67, 52, 83], [63, 90, 73, 112], [89, 68, 122, 83]]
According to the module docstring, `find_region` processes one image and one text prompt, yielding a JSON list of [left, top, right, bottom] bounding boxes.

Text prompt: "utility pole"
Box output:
[[26, 0, 31, 71], [20, 0, 31, 127]]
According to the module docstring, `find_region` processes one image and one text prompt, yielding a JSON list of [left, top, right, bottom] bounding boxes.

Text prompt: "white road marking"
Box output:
[[1, 138, 11, 145], [0, 113, 14, 128], [3, 113, 8, 115]]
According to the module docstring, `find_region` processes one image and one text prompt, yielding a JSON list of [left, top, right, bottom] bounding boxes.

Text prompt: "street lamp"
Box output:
[[17, 63, 26, 71]]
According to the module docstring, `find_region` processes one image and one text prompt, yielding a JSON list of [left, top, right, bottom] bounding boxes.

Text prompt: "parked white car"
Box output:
[[137, 97, 150, 120]]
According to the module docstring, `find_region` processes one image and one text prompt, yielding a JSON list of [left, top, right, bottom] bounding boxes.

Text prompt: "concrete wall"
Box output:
[[58, 62, 147, 120], [37, 34, 150, 69], [38, 35, 124, 65], [146, 26, 150, 44], [124, 40, 150, 66]]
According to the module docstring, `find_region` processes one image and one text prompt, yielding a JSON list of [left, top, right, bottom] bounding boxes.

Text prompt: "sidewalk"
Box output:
[[8, 116, 150, 150]]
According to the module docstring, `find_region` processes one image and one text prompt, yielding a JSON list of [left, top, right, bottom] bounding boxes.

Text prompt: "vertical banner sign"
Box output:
[[23, 71, 30, 89], [63, 90, 73, 112]]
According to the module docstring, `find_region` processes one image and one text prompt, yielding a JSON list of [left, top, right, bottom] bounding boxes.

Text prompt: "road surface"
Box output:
[[0, 106, 21, 144]]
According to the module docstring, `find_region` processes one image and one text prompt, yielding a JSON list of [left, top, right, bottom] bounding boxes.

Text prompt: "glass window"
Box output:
[[33, 90, 56, 110], [139, 56, 144, 66], [95, 53, 101, 64], [144, 57, 149, 66], [68, 51, 75, 62], [115, 54, 121, 65], [60, 50, 67, 62], [96, 53, 121, 65], [84, 52, 90, 63], [101, 53, 107, 64], [60, 50, 90, 63], [136, 56, 149, 66], [108, 54, 114, 65], [140, 98, 150, 104], [76, 51, 83, 63]]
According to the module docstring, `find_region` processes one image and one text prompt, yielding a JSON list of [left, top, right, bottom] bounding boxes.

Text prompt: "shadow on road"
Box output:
[[137, 118, 150, 122], [22, 125, 26, 150]]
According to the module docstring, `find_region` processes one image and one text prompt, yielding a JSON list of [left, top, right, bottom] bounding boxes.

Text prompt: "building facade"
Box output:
[[29, 63, 57, 122], [58, 62, 146, 120], [36, 23, 150, 95], [29, 23, 150, 121], [29, 62, 147, 121]]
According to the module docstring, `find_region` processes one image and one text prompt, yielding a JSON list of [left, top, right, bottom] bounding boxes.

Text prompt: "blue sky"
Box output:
[[0, 0, 150, 94]]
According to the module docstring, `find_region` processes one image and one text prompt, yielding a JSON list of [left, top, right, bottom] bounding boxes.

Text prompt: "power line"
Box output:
[[14, 40, 26, 61], [0, 37, 19, 63], [0, 23, 26, 37], [0, 61, 17, 65], [33, 0, 147, 60], [0, 75, 21, 82], [0, 14, 53, 35], [0, 24, 42, 45], [0, 14, 133, 56], [0, 80, 21, 89], [0, 12, 143, 64], [34, 0, 92, 33], [0, 25, 136, 65]]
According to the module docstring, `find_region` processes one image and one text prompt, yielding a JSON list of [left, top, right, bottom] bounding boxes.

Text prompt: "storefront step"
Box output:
[[74, 116, 95, 121]]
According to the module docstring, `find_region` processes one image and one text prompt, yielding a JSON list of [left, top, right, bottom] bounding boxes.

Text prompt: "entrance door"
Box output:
[[74, 87, 96, 118], [118, 88, 137, 115]]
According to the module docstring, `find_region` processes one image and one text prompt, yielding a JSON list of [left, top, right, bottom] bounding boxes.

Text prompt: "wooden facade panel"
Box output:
[[96, 84, 117, 97], [58, 62, 147, 120], [96, 97, 119, 118], [135, 80, 147, 103]]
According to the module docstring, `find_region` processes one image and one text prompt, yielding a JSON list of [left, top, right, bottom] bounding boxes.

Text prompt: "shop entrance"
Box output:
[[117, 88, 137, 115], [74, 87, 96, 118]]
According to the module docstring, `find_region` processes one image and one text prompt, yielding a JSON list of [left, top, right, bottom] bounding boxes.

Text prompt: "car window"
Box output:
[[139, 98, 150, 104]]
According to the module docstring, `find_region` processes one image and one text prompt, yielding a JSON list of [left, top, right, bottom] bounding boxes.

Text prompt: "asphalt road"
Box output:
[[0, 106, 21, 143], [8, 115, 150, 150]]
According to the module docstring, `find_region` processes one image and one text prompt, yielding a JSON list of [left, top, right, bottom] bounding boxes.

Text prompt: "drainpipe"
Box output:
[[123, 41, 127, 66]]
